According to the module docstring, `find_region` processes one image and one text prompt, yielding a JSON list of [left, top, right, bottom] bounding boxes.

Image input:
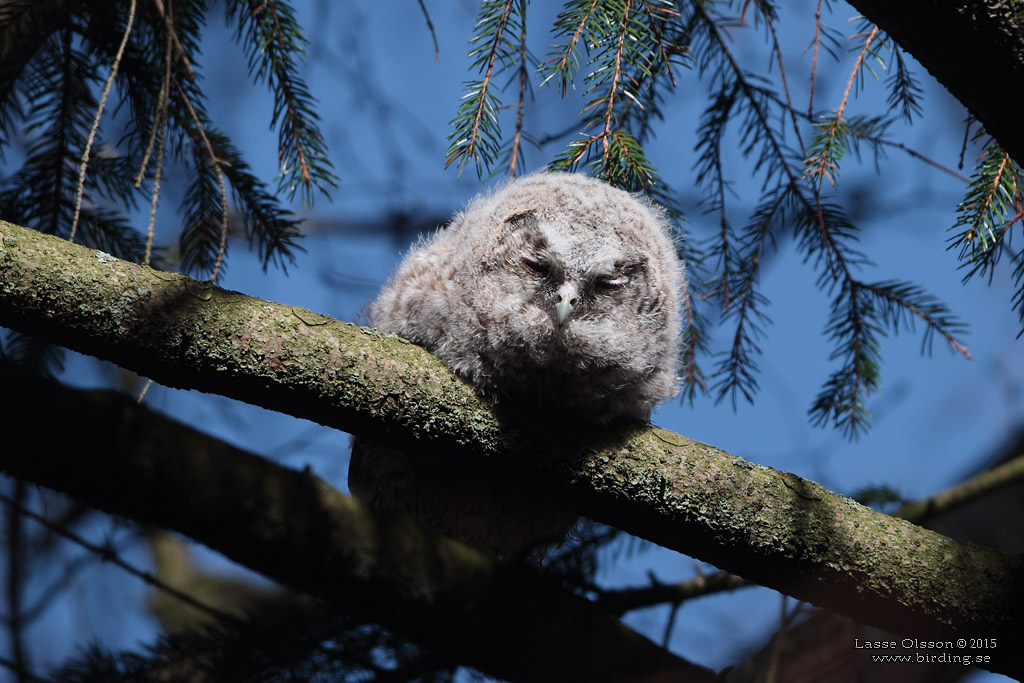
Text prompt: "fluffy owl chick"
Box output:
[[369, 172, 685, 422], [350, 173, 686, 556]]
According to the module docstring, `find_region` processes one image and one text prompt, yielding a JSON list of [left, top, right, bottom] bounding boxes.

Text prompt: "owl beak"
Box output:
[[554, 282, 578, 327]]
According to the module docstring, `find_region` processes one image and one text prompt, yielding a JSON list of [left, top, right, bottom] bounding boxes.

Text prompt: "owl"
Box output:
[[349, 172, 686, 557]]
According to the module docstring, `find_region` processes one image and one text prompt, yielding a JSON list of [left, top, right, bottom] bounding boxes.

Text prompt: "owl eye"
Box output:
[[594, 276, 628, 292], [522, 255, 551, 277]]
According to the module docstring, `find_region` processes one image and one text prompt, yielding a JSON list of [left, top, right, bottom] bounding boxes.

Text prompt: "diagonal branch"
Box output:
[[1, 219, 1023, 679], [0, 366, 711, 683]]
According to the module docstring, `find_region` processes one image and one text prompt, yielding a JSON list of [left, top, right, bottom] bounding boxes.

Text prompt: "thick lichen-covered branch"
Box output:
[[1, 220, 1023, 678]]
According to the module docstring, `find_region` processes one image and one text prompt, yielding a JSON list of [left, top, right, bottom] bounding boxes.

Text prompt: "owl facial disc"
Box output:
[[554, 282, 579, 326]]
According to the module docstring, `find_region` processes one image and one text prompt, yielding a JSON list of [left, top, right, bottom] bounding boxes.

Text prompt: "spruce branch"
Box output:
[[885, 44, 923, 123], [173, 77, 230, 282], [446, 0, 522, 176], [804, 24, 878, 190], [949, 146, 1020, 271], [599, 0, 630, 162], [863, 280, 971, 358], [686, 3, 971, 436], [709, 187, 776, 407], [810, 277, 970, 438], [227, 0, 338, 207], [678, 276, 711, 401], [0, 0, 68, 160], [948, 144, 1024, 332], [0, 0, 308, 282], [152, 0, 197, 81], [0, 25, 147, 262], [544, 1, 688, 192], [539, 0, 602, 97], [811, 279, 881, 438]]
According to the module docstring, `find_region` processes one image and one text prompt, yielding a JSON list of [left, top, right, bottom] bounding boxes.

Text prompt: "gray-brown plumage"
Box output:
[[349, 172, 686, 557]]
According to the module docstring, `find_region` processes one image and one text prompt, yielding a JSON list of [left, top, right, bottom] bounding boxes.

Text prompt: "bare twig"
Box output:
[[152, 0, 197, 81], [69, 0, 137, 244], [508, 1, 528, 178], [808, 0, 822, 118], [138, 30, 175, 268], [416, 0, 440, 62], [0, 491, 232, 623], [600, 0, 630, 163]]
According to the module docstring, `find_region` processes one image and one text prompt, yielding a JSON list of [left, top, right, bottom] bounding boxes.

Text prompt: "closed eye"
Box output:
[[522, 255, 551, 277], [594, 276, 628, 292]]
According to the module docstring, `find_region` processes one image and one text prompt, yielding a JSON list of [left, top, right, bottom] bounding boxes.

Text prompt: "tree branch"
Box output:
[[0, 366, 712, 683], [1, 219, 1023, 678]]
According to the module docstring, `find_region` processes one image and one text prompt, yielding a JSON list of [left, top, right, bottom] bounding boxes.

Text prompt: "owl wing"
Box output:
[[370, 239, 459, 346]]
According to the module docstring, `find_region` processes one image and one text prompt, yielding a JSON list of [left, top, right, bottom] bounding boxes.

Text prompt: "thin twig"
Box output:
[[600, 0, 631, 164], [416, 0, 440, 62], [142, 113, 168, 268], [152, 0, 196, 81], [508, 0, 528, 178], [134, 27, 174, 189], [4, 482, 27, 679], [0, 492, 232, 623], [767, 16, 804, 154], [137, 378, 155, 403], [808, 0, 822, 119], [139, 31, 175, 268], [959, 116, 975, 170], [69, 0, 137, 244], [848, 131, 970, 183], [596, 570, 750, 616]]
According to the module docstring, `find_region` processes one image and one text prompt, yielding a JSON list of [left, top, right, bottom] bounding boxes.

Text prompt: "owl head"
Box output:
[[371, 173, 686, 424]]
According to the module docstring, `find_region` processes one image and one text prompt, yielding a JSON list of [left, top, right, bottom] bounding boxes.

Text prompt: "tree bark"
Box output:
[[847, 0, 1024, 166], [2, 219, 1023, 679]]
